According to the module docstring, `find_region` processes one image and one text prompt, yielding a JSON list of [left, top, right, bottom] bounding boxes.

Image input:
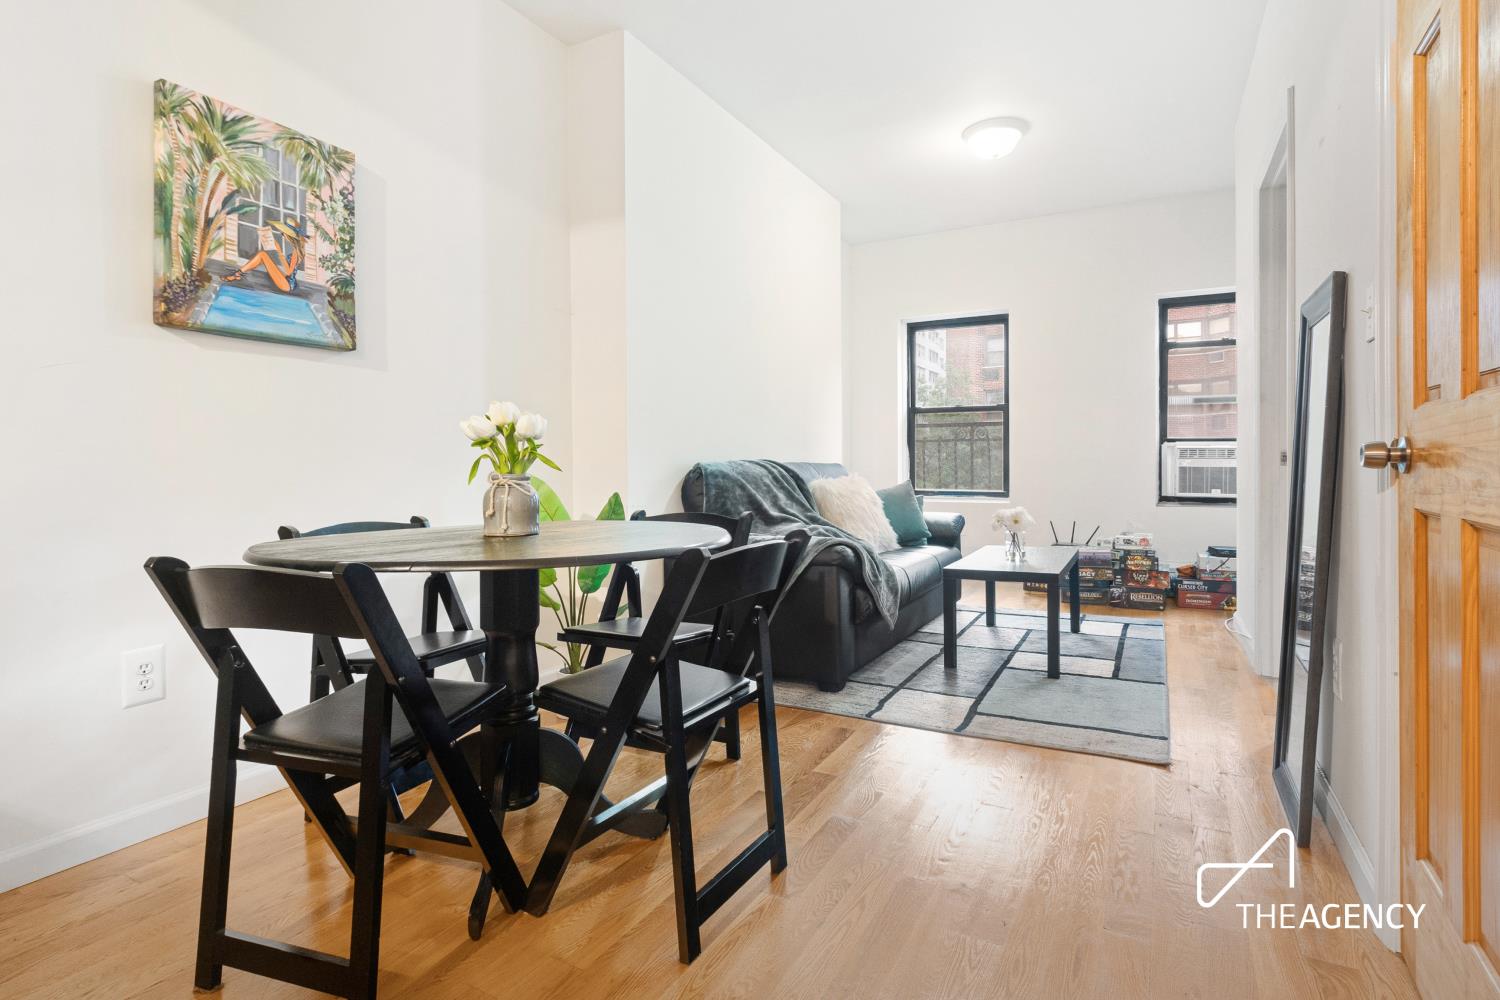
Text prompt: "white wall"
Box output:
[[1234, 0, 1398, 945], [845, 192, 1237, 565], [0, 0, 572, 889], [568, 33, 844, 517], [566, 34, 629, 517]]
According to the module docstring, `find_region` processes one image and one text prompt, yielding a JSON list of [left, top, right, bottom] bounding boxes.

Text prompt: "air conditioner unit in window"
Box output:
[[1162, 440, 1237, 498]]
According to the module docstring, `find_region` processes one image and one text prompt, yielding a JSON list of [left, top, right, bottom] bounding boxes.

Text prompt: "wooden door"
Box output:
[[1396, 0, 1500, 994]]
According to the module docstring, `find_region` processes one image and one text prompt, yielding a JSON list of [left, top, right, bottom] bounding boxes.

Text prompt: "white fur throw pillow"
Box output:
[[809, 475, 900, 552]]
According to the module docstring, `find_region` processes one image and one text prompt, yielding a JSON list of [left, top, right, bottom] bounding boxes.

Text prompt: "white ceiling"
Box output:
[[510, 0, 1268, 244]]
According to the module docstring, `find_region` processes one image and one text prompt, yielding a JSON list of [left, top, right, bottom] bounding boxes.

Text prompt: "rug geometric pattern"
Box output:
[[776, 605, 1171, 765]]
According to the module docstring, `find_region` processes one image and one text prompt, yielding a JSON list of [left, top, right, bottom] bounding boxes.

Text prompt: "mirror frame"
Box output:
[[1273, 270, 1347, 846]]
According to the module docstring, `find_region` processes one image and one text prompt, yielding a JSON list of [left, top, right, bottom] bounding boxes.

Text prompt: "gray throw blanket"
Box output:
[[682, 459, 900, 627]]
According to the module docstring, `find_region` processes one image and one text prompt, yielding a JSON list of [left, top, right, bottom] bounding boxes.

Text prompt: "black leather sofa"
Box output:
[[681, 461, 965, 692]]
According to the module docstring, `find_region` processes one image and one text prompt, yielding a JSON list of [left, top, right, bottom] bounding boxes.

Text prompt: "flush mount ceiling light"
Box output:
[[962, 117, 1029, 160]]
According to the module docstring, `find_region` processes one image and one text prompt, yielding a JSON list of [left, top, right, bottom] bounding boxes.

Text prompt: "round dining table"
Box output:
[[244, 518, 729, 811]]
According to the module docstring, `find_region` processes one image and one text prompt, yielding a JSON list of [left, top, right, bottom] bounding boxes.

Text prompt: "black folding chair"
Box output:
[[278, 516, 485, 700], [146, 557, 526, 1000], [558, 510, 752, 755], [528, 535, 805, 963], [561, 510, 753, 663]]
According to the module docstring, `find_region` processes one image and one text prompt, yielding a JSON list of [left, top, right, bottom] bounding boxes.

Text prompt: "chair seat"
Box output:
[[557, 618, 713, 649], [344, 629, 486, 669], [243, 677, 507, 763], [537, 656, 753, 735]]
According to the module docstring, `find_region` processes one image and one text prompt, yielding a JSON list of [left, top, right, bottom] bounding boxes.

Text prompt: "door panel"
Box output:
[[1482, 0, 1500, 384], [1416, 511, 1457, 890], [1400, 0, 1500, 995], [1479, 524, 1500, 968], [1417, 18, 1460, 402]]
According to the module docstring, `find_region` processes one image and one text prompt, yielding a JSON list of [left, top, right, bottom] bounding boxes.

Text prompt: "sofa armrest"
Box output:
[[924, 511, 965, 549], [807, 542, 860, 573]]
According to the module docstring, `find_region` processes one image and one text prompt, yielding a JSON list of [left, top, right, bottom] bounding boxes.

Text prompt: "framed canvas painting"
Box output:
[[153, 80, 356, 351]]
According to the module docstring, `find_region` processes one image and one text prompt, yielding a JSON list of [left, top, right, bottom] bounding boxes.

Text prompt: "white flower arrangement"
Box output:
[[992, 505, 1036, 533], [460, 400, 560, 481]]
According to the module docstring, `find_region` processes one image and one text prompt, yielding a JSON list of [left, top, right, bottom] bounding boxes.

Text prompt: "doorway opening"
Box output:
[[1251, 106, 1294, 678]]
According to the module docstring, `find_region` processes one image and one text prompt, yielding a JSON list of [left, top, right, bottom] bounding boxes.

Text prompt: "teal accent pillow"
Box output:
[[877, 480, 930, 547]]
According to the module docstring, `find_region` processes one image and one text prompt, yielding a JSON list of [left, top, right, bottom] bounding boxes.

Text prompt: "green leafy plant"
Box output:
[[460, 401, 562, 481], [532, 478, 626, 673]]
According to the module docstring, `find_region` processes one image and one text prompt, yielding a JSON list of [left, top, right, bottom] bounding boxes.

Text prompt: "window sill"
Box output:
[[1157, 498, 1237, 508], [918, 494, 1009, 505]]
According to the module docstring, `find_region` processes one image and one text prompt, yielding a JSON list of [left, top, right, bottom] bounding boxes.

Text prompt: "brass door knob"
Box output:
[[1360, 436, 1412, 474]]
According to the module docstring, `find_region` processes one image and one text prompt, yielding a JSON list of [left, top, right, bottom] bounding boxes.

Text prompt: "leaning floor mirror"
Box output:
[[1273, 271, 1347, 846]]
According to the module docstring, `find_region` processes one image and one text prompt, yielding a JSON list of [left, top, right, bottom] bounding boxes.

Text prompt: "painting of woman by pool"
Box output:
[[153, 80, 356, 351]]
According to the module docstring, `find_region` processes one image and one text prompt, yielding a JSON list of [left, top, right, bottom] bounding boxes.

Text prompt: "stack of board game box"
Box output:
[[1110, 532, 1168, 611], [1075, 545, 1115, 604], [1020, 545, 1115, 603], [1176, 545, 1238, 610], [1294, 545, 1314, 628]]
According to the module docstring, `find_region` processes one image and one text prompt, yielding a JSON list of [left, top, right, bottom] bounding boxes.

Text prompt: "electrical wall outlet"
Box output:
[[1331, 640, 1344, 701], [121, 644, 166, 708]]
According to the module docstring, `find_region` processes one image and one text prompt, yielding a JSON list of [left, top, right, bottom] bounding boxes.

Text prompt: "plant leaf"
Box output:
[[595, 492, 625, 521], [467, 455, 483, 484], [575, 493, 625, 593], [535, 452, 562, 472], [538, 567, 557, 588], [576, 562, 610, 594], [537, 587, 561, 610], [532, 475, 570, 523]]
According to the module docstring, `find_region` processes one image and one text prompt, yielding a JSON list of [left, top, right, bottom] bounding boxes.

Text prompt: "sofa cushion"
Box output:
[[883, 546, 947, 603], [876, 480, 930, 546], [809, 475, 899, 551]]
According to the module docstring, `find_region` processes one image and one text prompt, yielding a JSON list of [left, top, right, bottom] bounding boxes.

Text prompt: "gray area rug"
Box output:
[[776, 605, 1171, 765]]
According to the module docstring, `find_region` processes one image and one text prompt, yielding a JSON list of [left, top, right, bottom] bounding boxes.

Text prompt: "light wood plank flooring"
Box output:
[[0, 584, 1418, 999]]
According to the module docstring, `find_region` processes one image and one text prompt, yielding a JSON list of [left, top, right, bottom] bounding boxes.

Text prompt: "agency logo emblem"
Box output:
[[1197, 828, 1296, 908], [1197, 827, 1425, 931]]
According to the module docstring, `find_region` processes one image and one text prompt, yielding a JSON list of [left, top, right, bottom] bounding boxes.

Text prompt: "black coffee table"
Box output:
[[942, 545, 1081, 678]]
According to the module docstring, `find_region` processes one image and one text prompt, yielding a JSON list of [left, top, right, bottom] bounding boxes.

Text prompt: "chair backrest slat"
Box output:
[[683, 541, 788, 619], [156, 563, 365, 638], [278, 515, 428, 540], [637, 539, 788, 662]]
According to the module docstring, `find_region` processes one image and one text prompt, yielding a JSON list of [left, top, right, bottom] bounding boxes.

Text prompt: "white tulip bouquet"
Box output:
[[460, 401, 561, 482]]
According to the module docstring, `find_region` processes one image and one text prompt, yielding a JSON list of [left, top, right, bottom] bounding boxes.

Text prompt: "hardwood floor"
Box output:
[[0, 585, 1417, 999]]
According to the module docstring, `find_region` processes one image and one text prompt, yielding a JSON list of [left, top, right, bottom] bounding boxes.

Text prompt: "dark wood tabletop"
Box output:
[[244, 519, 730, 573], [945, 544, 1079, 580]]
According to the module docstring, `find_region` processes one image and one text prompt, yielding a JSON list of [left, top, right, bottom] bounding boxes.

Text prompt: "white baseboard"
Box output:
[[1315, 767, 1399, 950], [0, 764, 284, 893]]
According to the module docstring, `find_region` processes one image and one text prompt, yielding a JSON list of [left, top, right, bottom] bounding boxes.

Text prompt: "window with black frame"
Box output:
[[907, 314, 1008, 496], [1158, 293, 1238, 503]]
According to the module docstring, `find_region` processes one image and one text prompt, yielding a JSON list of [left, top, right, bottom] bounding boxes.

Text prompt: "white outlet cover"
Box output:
[[121, 644, 165, 708]]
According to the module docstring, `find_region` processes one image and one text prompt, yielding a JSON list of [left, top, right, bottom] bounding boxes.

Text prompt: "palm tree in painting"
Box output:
[[276, 127, 356, 334], [184, 96, 275, 273], [153, 80, 194, 275], [274, 128, 353, 227]]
